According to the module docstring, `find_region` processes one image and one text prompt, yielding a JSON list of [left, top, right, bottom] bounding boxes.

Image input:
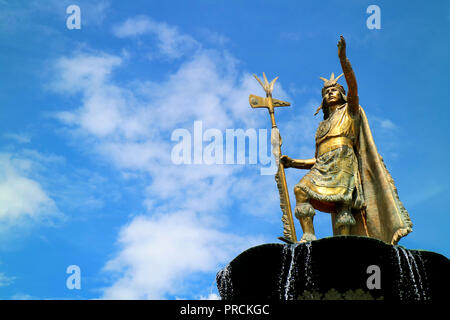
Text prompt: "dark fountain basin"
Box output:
[[216, 236, 449, 300]]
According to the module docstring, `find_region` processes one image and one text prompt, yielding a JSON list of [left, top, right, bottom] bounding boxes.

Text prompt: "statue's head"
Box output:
[[315, 73, 347, 118], [323, 85, 345, 106]]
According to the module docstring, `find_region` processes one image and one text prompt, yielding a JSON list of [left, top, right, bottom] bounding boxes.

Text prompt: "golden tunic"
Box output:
[[296, 103, 364, 213]]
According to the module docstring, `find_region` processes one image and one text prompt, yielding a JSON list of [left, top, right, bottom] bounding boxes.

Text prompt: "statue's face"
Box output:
[[324, 86, 342, 105]]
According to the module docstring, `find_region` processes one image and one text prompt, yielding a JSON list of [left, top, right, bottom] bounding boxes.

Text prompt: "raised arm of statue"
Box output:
[[281, 155, 316, 170], [338, 35, 359, 114]]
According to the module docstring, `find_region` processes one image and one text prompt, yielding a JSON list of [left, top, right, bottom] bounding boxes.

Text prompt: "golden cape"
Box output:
[[332, 106, 413, 244]]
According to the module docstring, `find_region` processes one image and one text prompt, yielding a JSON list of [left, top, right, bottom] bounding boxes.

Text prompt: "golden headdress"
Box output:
[[314, 72, 347, 116]]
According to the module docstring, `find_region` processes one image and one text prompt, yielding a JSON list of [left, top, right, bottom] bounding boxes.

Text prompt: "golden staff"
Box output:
[[249, 73, 297, 243]]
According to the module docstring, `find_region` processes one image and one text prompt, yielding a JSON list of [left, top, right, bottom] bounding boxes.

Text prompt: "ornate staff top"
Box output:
[[250, 73, 290, 129]]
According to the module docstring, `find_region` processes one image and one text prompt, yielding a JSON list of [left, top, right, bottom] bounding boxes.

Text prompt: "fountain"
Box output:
[[216, 236, 448, 300]]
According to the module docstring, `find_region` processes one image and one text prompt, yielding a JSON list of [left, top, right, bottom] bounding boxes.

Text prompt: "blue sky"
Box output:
[[0, 0, 449, 299]]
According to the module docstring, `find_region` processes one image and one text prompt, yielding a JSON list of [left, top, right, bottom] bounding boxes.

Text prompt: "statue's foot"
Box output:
[[299, 232, 317, 243]]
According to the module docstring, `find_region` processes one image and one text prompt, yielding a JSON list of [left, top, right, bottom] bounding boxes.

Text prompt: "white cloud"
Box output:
[[379, 119, 396, 130], [370, 115, 397, 131], [3, 133, 31, 144], [81, 1, 111, 27], [0, 272, 15, 287], [52, 53, 122, 94], [199, 293, 220, 300], [365, 113, 401, 160], [51, 16, 283, 299], [113, 15, 199, 59], [10, 293, 35, 300], [198, 29, 230, 47], [102, 212, 262, 299], [0, 153, 60, 229]]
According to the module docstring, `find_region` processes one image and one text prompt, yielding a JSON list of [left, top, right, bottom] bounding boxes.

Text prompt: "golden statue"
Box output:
[[250, 36, 412, 245]]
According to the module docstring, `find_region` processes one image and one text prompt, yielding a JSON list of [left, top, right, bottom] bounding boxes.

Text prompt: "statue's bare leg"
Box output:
[[335, 202, 356, 235], [294, 186, 317, 242]]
